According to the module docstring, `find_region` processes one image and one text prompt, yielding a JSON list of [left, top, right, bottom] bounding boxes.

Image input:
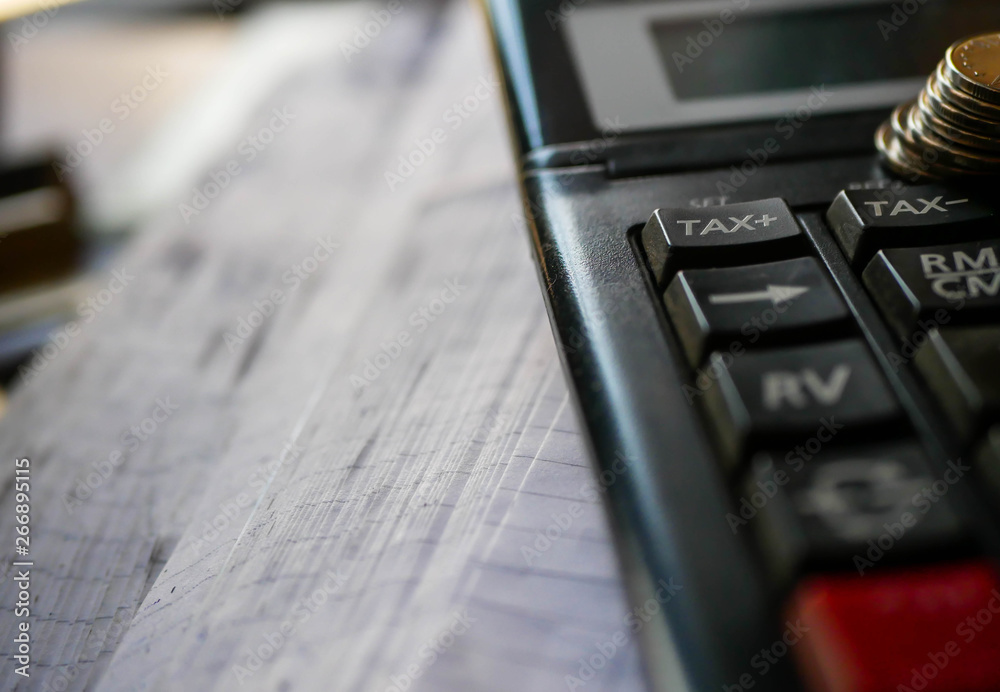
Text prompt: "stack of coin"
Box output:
[[877, 33, 1000, 180]]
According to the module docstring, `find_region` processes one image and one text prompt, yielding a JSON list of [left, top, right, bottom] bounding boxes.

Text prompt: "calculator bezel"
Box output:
[[490, 0, 988, 173], [483, 1, 1000, 691], [517, 151, 1000, 692]]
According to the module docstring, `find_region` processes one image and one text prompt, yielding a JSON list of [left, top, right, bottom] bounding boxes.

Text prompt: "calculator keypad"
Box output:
[[788, 562, 1000, 692], [913, 326, 1000, 441], [702, 340, 902, 468], [641, 197, 803, 284], [863, 239, 1000, 337], [825, 185, 994, 267], [642, 186, 1000, 692], [975, 426, 1000, 502], [744, 445, 970, 584], [665, 257, 849, 366]]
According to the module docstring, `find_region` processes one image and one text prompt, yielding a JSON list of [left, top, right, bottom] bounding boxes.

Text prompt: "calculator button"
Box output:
[[703, 340, 902, 466], [743, 445, 970, 582], [788, 562, 1000, 692], [913, 327, 1000, 440], [864, 240, 1000, 337], [641, 198, 803, 284], [975, 426, 1000, 504], [665, 257, 850, 366], [825, 185, 993, 267]]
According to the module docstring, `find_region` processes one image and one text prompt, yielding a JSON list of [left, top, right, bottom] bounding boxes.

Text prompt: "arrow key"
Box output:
[[665, 257, 851, 365]]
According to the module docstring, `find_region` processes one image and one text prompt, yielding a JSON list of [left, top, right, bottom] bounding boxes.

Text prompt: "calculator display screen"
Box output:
[[563, 0, 1000, 131], [652, 2, 1000, 101]]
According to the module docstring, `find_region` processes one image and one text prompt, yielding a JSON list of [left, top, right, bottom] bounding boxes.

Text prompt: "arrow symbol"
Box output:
[[708, 285, 810, 306]]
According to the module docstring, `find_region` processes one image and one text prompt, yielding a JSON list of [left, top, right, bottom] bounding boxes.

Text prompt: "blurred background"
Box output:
[[0, 0, 327, 399], [0, 5, 650, 690]]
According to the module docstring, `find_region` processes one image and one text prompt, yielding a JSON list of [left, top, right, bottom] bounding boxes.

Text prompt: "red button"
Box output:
[[787, 562, 1000, 692]]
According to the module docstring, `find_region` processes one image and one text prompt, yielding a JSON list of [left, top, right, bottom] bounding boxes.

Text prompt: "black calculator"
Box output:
[[483, 1, 1000, 691]]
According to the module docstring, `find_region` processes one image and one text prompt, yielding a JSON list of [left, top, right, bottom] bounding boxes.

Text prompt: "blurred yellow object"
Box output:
[[0, 0, 86, 23]]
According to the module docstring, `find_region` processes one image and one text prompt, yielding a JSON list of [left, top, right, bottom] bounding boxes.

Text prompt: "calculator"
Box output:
[[483, 1, 1000, 690]]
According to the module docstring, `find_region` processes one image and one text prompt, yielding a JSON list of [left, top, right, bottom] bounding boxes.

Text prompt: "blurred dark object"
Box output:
[[0, 158, 79, 295], [71, 0, 260, 16]]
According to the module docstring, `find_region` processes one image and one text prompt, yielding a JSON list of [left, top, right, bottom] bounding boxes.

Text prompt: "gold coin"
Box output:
[[889, 102, 929, 160], [890, 102, 937, 162], [877, 49, 1000, 181], [876, 122, 939, 180], [916, 90, 1000, 152], [945, 33, 1000, 105], [934, 61, 1000, 120], [925, 73, 1000, 137], [906, 101, 1000, 173], [876, 121, 963, 180], [885, 103, 970, 179]]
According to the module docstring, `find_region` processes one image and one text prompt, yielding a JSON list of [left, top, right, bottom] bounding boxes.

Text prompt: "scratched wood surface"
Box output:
[[0, 2, 649, 691]]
